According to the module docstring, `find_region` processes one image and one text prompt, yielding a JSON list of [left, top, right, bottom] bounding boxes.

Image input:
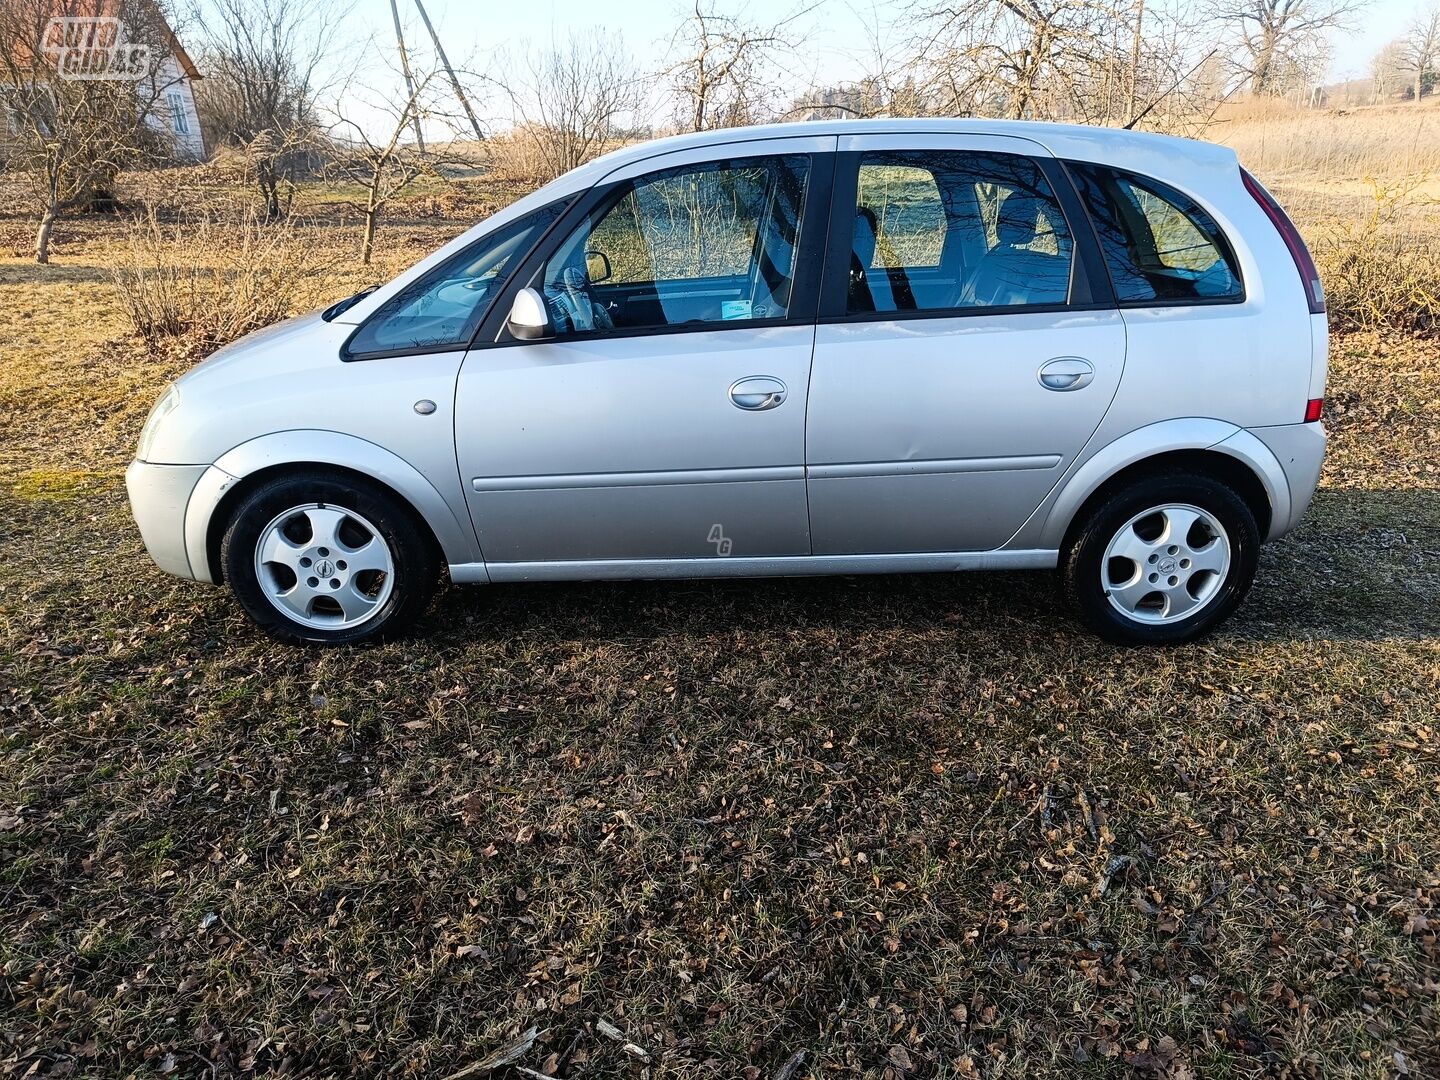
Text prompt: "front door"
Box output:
[[805, 133, 1127, 554], [454, 137, 835, 574]]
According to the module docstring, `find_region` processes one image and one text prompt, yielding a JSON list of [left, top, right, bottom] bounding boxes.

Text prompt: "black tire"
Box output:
[[1061, 471, 1260, 646], [220, 472, 440, 646]]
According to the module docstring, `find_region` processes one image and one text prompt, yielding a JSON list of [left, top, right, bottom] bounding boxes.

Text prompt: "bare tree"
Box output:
[[1370, 38, 1409, 100], [907, 0, 1134, 121], [192, 0, 345, 218], [1210, 0, 1364, 95], [1399, 2, 1440, 102], [783, 4, 929, 119], [1120, 0, 1231, 131], [497, 32, 641, 181], [327, 61, 476, 264], [0, 0, 176, 262], [664, 1, 813, 131]]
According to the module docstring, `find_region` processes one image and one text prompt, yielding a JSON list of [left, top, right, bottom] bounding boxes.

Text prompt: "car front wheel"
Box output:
[[1062, 471, 1260, 645], [220, 473, 439, 646]]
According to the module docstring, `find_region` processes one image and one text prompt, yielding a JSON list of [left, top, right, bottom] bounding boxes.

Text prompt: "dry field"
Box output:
[[1, 110, 1439, 1078]]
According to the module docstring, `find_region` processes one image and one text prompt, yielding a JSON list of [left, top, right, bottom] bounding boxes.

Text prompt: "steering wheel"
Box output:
[[549, 265, 613, 332]]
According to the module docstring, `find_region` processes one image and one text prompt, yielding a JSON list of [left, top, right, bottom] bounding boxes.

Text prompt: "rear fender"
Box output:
[[1035, 419, 1291, 549]]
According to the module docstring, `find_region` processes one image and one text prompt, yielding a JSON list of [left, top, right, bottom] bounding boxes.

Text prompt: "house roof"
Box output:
[[7, 0, 200, 80]]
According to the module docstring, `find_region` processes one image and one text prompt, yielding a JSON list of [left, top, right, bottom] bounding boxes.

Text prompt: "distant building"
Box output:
[[1, 0, 205, 162], [138, 14, 204, 160]]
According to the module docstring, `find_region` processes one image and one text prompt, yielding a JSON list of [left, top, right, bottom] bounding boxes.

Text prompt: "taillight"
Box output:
[[1242, 168, 1325, 315], [1304, 397, 1323, 423]]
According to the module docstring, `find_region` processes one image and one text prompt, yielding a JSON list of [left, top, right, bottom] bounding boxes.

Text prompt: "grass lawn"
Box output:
[[1, 207, 1437, 1078]]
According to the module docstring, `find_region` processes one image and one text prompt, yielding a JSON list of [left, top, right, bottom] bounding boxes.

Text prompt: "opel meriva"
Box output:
[[126, 120, 1328, 646]]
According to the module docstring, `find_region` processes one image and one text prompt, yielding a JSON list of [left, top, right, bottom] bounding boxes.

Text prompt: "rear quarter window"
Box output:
[[1067, 162, 1242, 305]]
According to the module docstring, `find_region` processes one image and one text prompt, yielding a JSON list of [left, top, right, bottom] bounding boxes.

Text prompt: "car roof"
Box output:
[[561, 118, 1239, 191]]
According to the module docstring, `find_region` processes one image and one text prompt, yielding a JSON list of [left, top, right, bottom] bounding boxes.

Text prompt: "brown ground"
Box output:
[[1, 162, 1437, 1078]]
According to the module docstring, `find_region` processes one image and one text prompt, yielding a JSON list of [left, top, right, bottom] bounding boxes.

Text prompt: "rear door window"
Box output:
[[846, 150, 1075, 315], [1067, 162, 1242, 304]]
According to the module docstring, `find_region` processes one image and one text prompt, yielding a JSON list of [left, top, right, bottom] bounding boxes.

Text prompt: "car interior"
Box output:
[[848, 159, 1074, 314], [541, 158, 809, 334]]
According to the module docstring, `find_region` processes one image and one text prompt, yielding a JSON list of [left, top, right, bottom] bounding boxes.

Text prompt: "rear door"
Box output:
[[805, 133, 1126, 554]]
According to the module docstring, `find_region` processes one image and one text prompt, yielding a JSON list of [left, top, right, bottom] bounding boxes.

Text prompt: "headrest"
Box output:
[[853, 205, 879, 265], [995, 191, 1041, 247]]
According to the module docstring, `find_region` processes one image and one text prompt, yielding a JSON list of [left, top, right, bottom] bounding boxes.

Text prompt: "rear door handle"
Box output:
[[1038, 357, 1095, 391], [729, 376, 787, 411]]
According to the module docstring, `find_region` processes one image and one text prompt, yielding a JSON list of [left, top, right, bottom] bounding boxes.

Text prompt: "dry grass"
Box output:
[[1208, 99, 1440, 182], [1204, 101, 1440, 337], [1, 144, 1438, 1078]]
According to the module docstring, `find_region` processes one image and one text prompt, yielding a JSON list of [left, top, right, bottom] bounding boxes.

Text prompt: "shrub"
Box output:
[[1308, 178, 1440, 335], [110, 209, 335, 353]]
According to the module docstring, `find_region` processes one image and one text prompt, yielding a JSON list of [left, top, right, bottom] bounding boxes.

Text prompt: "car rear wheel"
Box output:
[[1062, 471, 1260, 645], [221, 473, 439, 646]]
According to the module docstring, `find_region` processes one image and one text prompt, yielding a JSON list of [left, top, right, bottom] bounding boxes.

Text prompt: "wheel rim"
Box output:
[[1100, 502, 1231, 625], [253, 503, 396, 631]]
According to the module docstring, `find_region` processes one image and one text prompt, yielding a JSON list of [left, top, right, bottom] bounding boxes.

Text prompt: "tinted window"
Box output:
[[1068, 162, 1242, 303], [848, 150, 1073, 316], [348, 202, 565, 356], [537, 155, 810, 335]]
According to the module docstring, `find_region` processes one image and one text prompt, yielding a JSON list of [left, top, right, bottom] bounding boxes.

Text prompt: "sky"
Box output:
[[347, 0, 1423, 82], [287, 0, 1425, 137]]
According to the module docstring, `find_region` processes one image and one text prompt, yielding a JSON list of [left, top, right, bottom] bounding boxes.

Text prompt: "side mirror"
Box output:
[[507, 286, 552, 341], [584, 249, 613, 283]]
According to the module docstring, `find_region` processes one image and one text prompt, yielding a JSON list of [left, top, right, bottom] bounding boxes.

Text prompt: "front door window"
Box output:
[[536, 155, 811, 334]]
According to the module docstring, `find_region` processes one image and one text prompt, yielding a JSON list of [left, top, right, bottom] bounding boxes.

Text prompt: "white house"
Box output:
[[137, 12, 206, 160]]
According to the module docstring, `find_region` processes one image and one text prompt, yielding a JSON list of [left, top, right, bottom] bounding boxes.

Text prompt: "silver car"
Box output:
[[126, 119, 1328, 646]]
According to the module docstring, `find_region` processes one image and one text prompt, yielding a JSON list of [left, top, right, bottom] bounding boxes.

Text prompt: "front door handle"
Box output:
[[1038, 357, 1095, 391], [729, 376, 787, 411]]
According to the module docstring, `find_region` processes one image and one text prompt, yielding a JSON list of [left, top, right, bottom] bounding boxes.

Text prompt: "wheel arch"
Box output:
[[184, 431, 482, 585], [1040, 420, 1289, 552]]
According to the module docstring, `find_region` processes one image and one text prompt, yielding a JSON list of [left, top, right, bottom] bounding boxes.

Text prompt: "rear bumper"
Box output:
[[1249, 421, 1326, 538], [125, 460, 208, 580]]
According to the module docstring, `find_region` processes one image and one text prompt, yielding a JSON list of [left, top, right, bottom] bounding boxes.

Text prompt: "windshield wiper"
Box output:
[[322, 285, 380, 321]]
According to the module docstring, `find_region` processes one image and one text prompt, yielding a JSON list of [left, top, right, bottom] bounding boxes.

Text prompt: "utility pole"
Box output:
[[1126, 0, 1145, 122], [413, 0, 485, 142], [389, 0, 426, 152]]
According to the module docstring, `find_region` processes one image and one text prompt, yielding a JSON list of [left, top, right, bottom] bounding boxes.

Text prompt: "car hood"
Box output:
[[176, 310, 337, 391]]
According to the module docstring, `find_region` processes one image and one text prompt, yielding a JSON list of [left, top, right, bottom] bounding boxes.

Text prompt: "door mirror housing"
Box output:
[[584, 249, 613, 283], [507, 287, 552, 341]]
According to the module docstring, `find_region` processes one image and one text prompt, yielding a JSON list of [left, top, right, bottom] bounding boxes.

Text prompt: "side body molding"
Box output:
[[183, 430, 485, 585], [1029, 418, 1292, 550]]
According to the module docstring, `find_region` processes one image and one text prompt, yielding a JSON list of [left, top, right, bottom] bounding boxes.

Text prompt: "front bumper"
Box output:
[[125, 460, 208, 580]]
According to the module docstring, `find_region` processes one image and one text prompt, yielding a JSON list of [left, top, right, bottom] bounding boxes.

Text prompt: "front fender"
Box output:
[[183, 429, 483, 585], [1033, 418, 1292, 550]]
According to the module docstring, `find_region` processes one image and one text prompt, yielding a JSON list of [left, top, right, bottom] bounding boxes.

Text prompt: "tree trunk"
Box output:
[[361, 210, 378, 265], [1252, 31, 1276, 95], [361, 174, 383, 265], [35, 203, 57, 265]]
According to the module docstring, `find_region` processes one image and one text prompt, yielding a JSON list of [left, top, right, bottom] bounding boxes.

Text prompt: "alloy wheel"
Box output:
[[253, 503, 395, 630], [1100, 502, 1232, 625]]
